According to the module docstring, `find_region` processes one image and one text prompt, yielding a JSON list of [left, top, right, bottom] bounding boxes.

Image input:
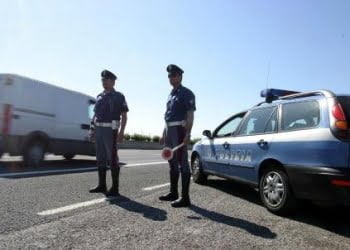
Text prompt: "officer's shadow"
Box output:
[[189, 205, 277, 239], [107, 196, 167, 222]]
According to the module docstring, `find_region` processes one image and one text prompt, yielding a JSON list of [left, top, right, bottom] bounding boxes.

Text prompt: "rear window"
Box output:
[[337, 96, 350, 122], [282, 101, 320, 131]]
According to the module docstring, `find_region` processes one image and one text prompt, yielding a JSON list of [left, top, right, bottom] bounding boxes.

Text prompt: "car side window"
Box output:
[[282, 101, 320, 131], [88, 104, 95, 119], [265, 109, 278, 133], [215, 116, 244, 138], [238, 107, 276, 136]]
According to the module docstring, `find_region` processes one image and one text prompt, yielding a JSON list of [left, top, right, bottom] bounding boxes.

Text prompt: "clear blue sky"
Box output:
[[1, 0, 349, 137]]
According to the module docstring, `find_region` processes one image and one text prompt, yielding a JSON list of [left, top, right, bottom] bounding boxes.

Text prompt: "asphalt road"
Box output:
[[1, 150, 350, 249]]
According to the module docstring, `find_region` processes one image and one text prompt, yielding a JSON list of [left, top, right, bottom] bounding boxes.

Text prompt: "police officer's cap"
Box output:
[[166, 64, 184, 75], [101, 70, 117, 80]]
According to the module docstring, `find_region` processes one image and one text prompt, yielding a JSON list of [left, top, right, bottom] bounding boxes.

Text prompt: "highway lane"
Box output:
[[1, 150, 350, 249]]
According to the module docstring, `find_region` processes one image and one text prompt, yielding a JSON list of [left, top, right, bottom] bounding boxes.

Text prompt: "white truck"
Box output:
[[0, 74, 96, 166]]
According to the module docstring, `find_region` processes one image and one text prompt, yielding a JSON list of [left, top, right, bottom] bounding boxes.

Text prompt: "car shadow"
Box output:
[[189, 204, 277, 239], [204, 178, 350, 238], [0, 159, 127, 179], [287, 204, 350, 238], [205, 178, 261, 205], [108, 195, 167, 221]]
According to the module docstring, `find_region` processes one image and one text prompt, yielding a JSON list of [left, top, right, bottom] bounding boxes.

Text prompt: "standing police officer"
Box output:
[[89, 70, 129, 197], [159, 64, 196, 208]]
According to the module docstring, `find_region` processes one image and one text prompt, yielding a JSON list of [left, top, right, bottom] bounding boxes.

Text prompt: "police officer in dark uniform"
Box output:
[[89, 70, 129, 197], [159, 64, 196, 207]]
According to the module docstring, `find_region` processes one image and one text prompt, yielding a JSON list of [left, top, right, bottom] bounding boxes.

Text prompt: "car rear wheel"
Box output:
[[23, 141, 46, 168], [259, 168, 296, 215], [63, 154, 75, 160], [191, 155, 208, 184]]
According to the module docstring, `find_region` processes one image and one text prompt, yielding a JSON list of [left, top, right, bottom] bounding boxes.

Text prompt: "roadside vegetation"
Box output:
[[123, 133, 200, 145]]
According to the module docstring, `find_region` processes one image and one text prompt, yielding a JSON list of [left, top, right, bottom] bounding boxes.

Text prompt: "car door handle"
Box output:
[[257, 139, 268, 146], [223, 142, 230, 149]]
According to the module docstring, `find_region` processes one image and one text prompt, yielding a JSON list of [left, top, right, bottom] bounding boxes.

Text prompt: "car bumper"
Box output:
[[286, 165, 350, 205]]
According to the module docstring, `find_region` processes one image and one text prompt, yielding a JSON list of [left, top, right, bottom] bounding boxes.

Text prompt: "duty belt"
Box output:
[[166, 120, 186, 127], [95, 120, 120, 130]]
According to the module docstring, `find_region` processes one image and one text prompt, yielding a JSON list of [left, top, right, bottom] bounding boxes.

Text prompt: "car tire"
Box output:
[[191, 155, 208, 184], [23, 140, 46, 168], [259, 168, 296, 215], [63, 154, 75, 161]]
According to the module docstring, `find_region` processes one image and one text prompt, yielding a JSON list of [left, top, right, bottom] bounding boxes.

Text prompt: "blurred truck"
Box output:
[[0, 74, 96, 167]]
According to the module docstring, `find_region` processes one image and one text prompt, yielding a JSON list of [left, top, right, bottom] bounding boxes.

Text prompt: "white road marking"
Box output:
[[0, 167, 96, 178], [37, 198, 108, 216], [142, 177, 193, 191], [38, 182, 170, 216], [0, 161, 167, 178], [124, 161, 166, 167], [37, 178, 184, 216], [38, 182, 171, 216], [142, 183, 170, 191]]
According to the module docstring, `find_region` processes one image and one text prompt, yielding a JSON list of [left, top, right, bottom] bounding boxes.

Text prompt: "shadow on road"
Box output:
[[205, 178, 350, 238], [189, 205, 277, 239], [108, 195, 167, 221], [205, 178, 261, 205], [287, 204, 350, 238], [0, 159, 127, 179]]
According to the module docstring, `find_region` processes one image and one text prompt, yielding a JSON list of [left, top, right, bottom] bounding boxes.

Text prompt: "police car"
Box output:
[[191, 89, 350, 214]]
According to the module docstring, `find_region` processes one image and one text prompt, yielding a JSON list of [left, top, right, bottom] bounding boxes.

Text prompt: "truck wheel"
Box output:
[[23, 141, 46, 168], [191, 155, 208, 184], [259, 168, 296, 215], [63, 154, 75, 161]]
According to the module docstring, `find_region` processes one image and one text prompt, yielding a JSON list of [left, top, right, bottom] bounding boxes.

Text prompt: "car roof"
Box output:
[[0, 73, 96, 101], [252, 89, 337, 110], [250, 96, 319, 110]]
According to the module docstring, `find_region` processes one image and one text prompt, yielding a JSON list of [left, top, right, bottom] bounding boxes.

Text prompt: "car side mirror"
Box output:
[[202, 130, 212, 138]]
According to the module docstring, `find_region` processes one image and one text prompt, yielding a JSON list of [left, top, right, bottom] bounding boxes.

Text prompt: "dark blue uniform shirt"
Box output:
[[165, 85, 196, 122], [94, 89, 129, 123]]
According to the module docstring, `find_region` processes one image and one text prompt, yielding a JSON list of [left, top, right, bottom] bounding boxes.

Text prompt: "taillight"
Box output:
[[332, 103, 348, 131], [331, 179, 350, 187], [333, 103, 346, 121], [2, 104, 12, 135]]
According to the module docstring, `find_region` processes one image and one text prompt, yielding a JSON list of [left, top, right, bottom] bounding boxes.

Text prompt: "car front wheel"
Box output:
[[191, 155, 208, 184], [259, 168, 296, 215]]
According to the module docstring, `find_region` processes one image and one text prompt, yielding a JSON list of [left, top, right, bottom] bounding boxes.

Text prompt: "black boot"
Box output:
[[89, 169, 107, 193], [159, 192, 179, 201], [159, 168, 179, 201], [106, 167, 120, 197], [172, 174, 191, 208]]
